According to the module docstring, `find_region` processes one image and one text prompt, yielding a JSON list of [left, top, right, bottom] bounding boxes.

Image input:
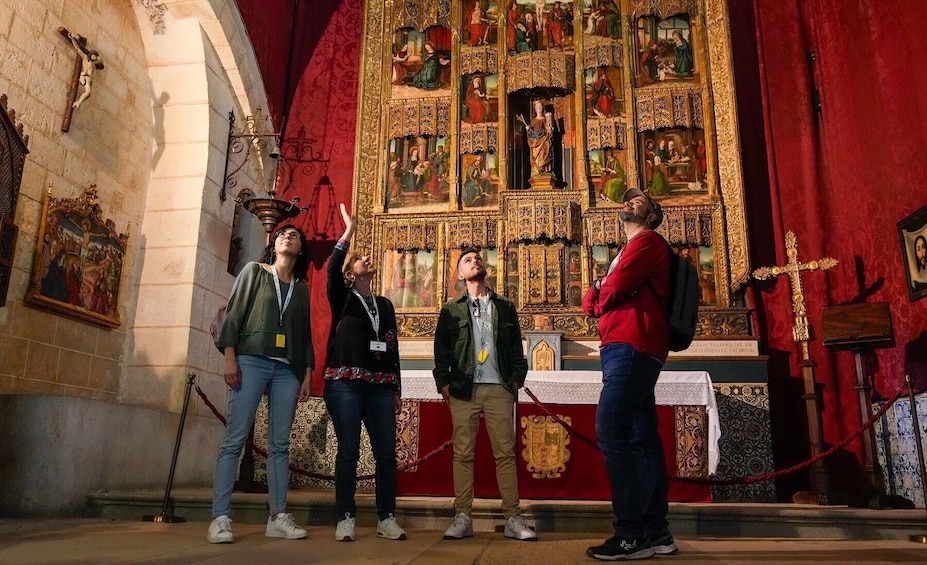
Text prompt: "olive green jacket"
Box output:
[[433, 289, 527, 400], [218, 262, 314, 381]]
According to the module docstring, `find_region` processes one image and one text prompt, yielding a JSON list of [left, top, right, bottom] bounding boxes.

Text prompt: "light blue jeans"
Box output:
[[212, 355, 300, 517]]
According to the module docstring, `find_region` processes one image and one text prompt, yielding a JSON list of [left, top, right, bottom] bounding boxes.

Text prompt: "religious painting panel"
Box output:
[[460, 152, 500, 208], [897, 203, 927, 301], [462, 1, 499, 47], [634, 13, 695, 86], [390, 27, 452, 99], [567, 243, 582, 308], [507, 2, 537, 53], [446, 247, 499, 300], [539, 0, 575, 50], [591, 245, 618, 279], [504, 245, 520, 307], [638, 128, 707, 196], [695, 245, 717, 305], [381, 249, 439, 310], [386, 136, 450, 212], [588, 147, 628, 204], [582, 0, 621, 40], [585, 66, 624, 118], [461, 73, 499, 125], [26, 185, 128, 328]]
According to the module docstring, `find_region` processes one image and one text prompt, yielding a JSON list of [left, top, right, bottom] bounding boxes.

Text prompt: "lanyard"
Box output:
[[271, 265, 295, 327], [351, 289, 380, 336]]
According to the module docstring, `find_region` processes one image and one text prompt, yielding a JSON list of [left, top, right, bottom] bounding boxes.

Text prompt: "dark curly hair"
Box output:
[[260, 224, 310, 281]]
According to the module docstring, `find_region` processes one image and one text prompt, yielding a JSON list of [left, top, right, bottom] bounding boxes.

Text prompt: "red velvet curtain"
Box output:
[[739, 0, 927, 497], [277, 0, 363, 395]]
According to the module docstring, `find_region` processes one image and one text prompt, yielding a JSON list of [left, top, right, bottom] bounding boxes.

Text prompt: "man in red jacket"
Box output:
[[582, 188, 678, 561]]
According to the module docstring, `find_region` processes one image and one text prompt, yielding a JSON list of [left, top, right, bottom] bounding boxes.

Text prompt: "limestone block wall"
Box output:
[[0, 0, 153, 402], [0, 0, 275, 515]]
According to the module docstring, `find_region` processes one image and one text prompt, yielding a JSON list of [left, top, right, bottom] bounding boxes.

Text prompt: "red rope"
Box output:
[[194, 384, 452, 481], [522, 385, 907, 486]]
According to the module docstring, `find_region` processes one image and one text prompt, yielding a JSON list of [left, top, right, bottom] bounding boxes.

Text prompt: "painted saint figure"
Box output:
[[464, 75, 489, 123], [466, 2, 491, 46], [592, 68, 615, 117], [462, 155, 491, 207], [671, 30, 694, 76], [506, 2, 520, 51], [411, 42, 449, 91]]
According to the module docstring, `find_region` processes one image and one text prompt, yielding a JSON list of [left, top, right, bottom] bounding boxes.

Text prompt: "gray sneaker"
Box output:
[[376, 513, 407, 540], [335, 513, 356, 542], [265, 513, 307, 540], [504, 514, 537, 541], [443, 512, 474, 539], [207, 515, 233, 544]]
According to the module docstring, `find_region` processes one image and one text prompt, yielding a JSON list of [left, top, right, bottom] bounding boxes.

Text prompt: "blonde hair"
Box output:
[[342, 252, 364, 287]]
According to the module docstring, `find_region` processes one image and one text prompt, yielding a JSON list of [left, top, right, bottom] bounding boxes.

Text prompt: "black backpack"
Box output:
[[648, 241, 700, 351]]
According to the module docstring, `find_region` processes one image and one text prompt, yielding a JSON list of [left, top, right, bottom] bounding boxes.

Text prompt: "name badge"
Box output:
[[276, 334, 286, 348], [370, 340, 387, 352]]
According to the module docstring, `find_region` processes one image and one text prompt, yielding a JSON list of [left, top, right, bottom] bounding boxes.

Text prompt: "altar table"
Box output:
[[396, 370, 719, 502]]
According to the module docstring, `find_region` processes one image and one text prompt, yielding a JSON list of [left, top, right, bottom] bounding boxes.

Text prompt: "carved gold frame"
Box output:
[[353, 0, 750, 339]]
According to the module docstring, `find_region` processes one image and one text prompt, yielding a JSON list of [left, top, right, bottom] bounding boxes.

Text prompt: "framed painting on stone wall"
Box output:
[[897, 203, 927, 302], [25, 184, 129, 328]]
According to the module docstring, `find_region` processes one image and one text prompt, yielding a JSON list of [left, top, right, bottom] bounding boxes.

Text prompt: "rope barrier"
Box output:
[[195, 381, 907, 488], [194, 384, 453, 481]]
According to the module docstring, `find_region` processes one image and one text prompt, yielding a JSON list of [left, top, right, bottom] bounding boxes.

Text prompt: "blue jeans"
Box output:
[[596, 343, 669, 539], [323, 378, 398, 520], [212, 355, 300, 517]]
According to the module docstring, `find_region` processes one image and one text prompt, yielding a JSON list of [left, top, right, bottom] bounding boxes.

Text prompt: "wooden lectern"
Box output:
[[822, 302, 913, 509]]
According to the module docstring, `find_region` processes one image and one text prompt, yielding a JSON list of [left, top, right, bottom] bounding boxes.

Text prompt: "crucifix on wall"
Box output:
[[753, 230, 839, 504], [58, 26, 105, 132]]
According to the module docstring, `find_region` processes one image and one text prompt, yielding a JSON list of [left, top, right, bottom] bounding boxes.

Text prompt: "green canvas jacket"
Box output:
[[433, 289, 527, 400]]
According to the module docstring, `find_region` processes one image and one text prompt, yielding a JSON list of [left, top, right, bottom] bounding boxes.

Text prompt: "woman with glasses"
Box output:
[[324, 204, 405, 542], [207, 225, 315, 544]]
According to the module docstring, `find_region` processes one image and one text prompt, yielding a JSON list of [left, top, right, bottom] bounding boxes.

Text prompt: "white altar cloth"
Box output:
[[401, 369, 720, 474]]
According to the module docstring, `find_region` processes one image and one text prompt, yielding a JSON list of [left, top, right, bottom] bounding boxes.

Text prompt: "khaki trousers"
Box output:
[[447, 383, 521, 518]]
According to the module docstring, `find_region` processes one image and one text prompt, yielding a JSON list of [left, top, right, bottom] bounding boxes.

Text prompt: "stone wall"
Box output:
[[0, 0, 272, 515]]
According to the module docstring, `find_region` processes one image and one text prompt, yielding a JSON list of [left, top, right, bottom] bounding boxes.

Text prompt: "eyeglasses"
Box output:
[[276, 231, 301, 241]]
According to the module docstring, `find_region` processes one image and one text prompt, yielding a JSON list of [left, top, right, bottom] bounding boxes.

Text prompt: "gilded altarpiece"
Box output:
[[353, 0, 751, 342]]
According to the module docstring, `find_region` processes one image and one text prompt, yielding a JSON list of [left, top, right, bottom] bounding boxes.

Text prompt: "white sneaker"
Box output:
[[207, 515, 234, 544], [443, 512, 473, 540], [504, 514, 537, 541], [376, 513, 407, 540], [335, 513, 356, 542], [265, 513, 307, 540]]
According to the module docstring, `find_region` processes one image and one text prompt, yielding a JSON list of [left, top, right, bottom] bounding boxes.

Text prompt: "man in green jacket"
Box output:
[[433, 248, 536, 541]]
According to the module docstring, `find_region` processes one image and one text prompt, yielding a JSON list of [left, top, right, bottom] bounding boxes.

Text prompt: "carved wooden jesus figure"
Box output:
[[59, 27, 105, 132]]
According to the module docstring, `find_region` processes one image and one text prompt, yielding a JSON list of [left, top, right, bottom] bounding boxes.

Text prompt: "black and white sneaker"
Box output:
[[586, 536, 655, 561], [648, 530, 679, 555]]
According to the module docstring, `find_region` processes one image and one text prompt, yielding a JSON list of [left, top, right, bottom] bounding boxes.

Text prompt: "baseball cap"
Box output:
[[622, 188, 663, 228]]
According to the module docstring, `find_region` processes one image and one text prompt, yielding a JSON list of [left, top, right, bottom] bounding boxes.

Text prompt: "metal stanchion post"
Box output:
[[907, 374, 927, 544], [143, 372, 195, 523]]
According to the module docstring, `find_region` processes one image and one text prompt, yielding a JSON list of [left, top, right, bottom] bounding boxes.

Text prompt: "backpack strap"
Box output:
[[644, 237, 673, 316]]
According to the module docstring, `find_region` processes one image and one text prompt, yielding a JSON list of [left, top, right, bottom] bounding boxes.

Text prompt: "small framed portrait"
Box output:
[[897, 203, 927, 302]]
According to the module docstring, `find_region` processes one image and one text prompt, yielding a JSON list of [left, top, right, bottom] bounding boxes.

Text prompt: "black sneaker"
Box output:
[[648, 530, 679, 555], [586, 536, 655, 561]]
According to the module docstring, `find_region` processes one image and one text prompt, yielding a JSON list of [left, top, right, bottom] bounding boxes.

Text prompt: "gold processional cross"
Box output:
[[753, 230, 839, 504]]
